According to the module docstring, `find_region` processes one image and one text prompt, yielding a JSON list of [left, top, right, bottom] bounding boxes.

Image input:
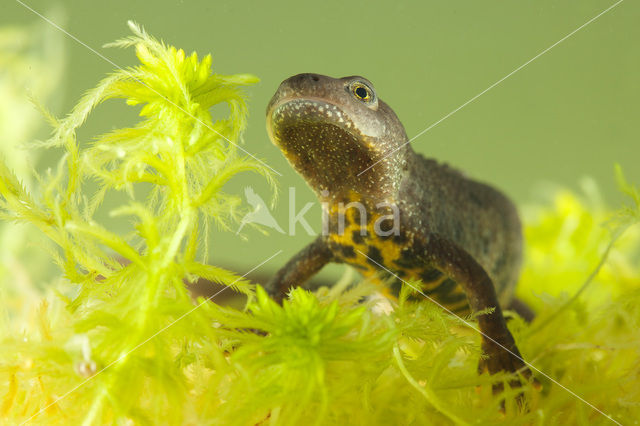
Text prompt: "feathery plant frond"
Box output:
[[0, 22, 271, 424], [612, 163, 640, 228]]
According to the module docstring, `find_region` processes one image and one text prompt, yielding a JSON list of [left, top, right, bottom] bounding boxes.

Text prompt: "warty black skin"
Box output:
[[265, 73, 534, 383]]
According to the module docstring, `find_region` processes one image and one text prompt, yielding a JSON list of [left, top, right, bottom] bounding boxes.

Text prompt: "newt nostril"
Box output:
[[311, 75, 319, 82]]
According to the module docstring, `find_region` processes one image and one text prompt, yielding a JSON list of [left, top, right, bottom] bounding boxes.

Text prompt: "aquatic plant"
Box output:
[[0, 21, 271, 424]]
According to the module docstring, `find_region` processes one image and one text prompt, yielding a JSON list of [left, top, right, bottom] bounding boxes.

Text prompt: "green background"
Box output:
[[4, 0, 639, 281]]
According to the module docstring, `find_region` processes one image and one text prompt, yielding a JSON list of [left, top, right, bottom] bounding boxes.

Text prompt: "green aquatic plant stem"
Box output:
[[527, 167, 639, 337], [65, 222, 144, 268], [393, 344, 468, 425], [526, 227, 625, 336]]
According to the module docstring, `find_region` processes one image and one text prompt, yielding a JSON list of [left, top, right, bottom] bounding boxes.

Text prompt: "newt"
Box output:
[[265, 73, 534, 382]]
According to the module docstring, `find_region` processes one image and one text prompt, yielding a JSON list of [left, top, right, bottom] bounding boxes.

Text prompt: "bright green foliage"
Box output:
[[518, 178, 640, 313], [0, 22, 271, 424], [1, 23, 640, 426], [0, 15, 65, 180], [0, 17, 66, 326]]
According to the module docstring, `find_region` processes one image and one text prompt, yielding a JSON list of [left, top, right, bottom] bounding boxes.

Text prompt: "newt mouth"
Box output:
[[267, 98, 360, 149]]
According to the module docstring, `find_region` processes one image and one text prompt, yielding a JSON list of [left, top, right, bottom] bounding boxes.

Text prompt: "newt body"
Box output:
[[266, 73, 533, 379]]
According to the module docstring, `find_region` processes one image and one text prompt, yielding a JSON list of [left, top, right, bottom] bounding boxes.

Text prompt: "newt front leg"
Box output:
[[417, 234, 533, 388], [266, 236, 334, 303]]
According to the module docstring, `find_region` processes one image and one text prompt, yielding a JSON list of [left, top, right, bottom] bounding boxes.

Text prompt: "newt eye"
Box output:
[[351, 82, 374, 102]]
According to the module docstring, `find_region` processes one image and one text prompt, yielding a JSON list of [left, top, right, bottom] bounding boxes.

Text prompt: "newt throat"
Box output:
[[270, 100, 378, 194]]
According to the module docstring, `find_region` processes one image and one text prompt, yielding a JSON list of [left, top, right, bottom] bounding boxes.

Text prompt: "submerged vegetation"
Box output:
[[1, 23, 639, 425]]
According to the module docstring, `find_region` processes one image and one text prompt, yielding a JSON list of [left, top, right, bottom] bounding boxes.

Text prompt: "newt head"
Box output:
[[266, 73, 409, 202]]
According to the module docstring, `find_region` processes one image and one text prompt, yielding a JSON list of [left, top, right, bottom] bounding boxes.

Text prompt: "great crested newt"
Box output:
[[265, 73, 534, 382]]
